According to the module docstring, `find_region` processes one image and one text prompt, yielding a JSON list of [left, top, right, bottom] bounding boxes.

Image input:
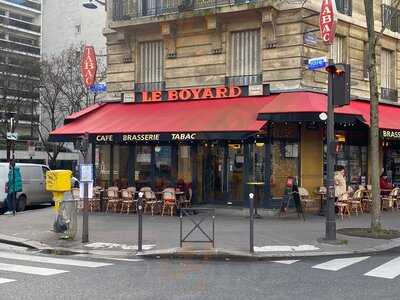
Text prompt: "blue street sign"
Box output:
[[89, 83, 107, 93], [307, 57, 328, 70]]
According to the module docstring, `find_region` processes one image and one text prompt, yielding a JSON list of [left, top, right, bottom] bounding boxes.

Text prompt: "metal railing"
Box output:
[[135, 81, 166, 92], [179, 208, 215, 248], [381, 87, 398, 102], [382, 4, 400, 33], [225, 74, 262, 86], [113, 0, 256, 21], [336, 0, 352, 16], [0, 15, 41, 33], [0, 40, 40, 56], [4, 0, 41, 11]]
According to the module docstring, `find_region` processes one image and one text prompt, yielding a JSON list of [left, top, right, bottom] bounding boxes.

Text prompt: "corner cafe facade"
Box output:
[[50, 84, 400, 209]]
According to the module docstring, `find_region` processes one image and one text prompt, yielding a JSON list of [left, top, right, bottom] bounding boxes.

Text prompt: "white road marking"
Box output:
[[0, 262, 67, 276], [254, 245, 319, 252], [0, 252, 113, 268], [0, 278, 16, 284], [364, 257, 400, 279], [98, 257, 144, 262], [272, 260, 300, 265], [312, 256, 370, 271]]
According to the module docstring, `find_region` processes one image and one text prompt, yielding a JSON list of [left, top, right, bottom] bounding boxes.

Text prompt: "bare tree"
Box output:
[[364, 0, 400, 231], [38, 45, 105, 167]]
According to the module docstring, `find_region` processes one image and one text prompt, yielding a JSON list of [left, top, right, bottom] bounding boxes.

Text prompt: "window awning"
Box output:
[[348, 101, 400, 130], [50, 96, 277, 142], [257, 92, 366, 124]]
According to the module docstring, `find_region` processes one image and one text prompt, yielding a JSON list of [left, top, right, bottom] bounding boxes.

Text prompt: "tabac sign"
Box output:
[[81, 46, 97, 88], [320, 0, 337, 45]]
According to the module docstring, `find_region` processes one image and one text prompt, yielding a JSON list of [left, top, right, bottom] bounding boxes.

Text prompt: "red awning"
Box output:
[[258, 92, 363, 115], [348, 101, 400, 130], [50, 96, 277, 139]]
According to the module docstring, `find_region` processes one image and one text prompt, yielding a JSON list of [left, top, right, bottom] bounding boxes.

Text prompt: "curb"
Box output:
[[1, 233, 400, 261], [137, 238, 400, 261]]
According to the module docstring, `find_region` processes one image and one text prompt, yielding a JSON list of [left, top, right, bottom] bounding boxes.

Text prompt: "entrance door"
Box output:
[[203, 145, 225, 203], [226, 144, 245, 204]]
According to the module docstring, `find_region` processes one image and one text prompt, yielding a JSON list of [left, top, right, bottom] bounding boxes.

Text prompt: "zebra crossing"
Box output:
[[0, 251, 117, 285], [272, 255, 400, 280]]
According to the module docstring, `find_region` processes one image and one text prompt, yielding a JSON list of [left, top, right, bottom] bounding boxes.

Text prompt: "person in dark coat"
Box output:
[[4, 160, 22, 215]]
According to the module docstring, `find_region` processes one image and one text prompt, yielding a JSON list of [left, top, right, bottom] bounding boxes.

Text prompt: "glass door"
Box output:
[[203, 144, 225, 203], [227, 144, 245, 204]]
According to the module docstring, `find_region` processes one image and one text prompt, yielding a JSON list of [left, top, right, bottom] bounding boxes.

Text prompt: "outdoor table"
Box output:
[[246, 182, 264, 218]]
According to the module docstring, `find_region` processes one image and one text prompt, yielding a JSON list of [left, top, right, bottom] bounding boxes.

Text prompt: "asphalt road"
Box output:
[[0, 246, 400, 300]]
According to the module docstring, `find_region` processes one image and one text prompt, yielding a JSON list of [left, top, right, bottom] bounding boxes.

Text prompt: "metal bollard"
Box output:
[[249, 193, 254, 253], [137, 192, 144, 252]]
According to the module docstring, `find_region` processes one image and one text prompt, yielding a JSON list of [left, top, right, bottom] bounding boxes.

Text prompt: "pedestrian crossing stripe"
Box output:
[[364, 257, 400, 279], [312, 256, 370, 271], [0, 252, 113, 268], [0, 262, 68, 276], [272, 260, 299, 265], [0, 278, 15, 284]]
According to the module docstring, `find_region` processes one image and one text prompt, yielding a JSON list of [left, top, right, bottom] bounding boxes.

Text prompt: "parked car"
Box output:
[[0, 163, 53, 212]]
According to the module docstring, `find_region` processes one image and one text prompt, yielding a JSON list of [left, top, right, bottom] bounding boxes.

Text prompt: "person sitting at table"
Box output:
[[334, 166, 347, 202], [176, 178, 187, 193], [380, 172, 394, 191]]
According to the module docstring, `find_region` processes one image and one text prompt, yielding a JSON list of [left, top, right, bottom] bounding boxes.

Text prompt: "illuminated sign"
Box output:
[[320, 0, 337, 45], [81, 46, 97, 88]]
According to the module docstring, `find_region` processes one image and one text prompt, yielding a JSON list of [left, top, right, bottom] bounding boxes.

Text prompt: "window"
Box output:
[[381, 48, 397, 101], [363, 41, 369, 80], [331, 35, 345, 63], [228, 29, 261, 86], [9, 12, 33, 23], [336, 0, 352, 16], [381, 49, 393, 89], [137, 40, 164, 91]]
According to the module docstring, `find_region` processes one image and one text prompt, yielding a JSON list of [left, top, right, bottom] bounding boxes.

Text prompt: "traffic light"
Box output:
[[326, 63, 351, 107]]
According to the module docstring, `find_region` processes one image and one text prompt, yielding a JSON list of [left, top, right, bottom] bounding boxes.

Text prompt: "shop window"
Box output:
[[113, 145, 129, 188], [135, 146, 152, 188], [97, 145, 111, 187], [178, 145, 192, 186], [155, 146, 173, 190], [227, 29, 261, 86], [137, 40, 164, 92]]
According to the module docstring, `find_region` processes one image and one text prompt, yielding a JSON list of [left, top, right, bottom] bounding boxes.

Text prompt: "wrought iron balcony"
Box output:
[[225, 74, 262, 86], [382, 4, 400, 33], [336, 0, 352, 16], [135, 81, 166, 92], [113, 0, 256, 21], [381, 87, 398, 102]]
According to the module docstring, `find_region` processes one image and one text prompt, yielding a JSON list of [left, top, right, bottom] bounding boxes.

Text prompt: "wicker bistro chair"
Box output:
[[161, 188, 177, 216], [106, 187, 120, 213], [90, 186, 102, 212], [349, 188, 364, 216], [140, 187, 159, 216], [120, 189, 135, 214], [180, 188, 193, 209], [381, 188, 400, 211], [298, 187, 318, 211], [335, 192, 351, 220]]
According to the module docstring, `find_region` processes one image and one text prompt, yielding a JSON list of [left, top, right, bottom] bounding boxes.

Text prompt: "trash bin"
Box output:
[[53, 191, 78, 240]]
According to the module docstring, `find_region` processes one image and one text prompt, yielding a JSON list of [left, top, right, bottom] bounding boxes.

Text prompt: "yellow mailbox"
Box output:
[[46, 170, 72, 211]]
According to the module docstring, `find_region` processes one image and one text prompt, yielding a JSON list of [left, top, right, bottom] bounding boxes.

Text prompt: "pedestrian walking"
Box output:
[[4, 160, 22, 215]]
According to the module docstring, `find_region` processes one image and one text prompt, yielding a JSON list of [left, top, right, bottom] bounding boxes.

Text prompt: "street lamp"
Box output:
[[82, 0, 106, 9]]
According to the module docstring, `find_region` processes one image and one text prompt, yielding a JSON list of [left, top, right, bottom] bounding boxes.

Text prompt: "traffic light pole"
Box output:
[[325, 61, 336, 241]]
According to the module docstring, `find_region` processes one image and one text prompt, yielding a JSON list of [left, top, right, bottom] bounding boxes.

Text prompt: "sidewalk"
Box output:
[[0, 206, 400, 259]]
